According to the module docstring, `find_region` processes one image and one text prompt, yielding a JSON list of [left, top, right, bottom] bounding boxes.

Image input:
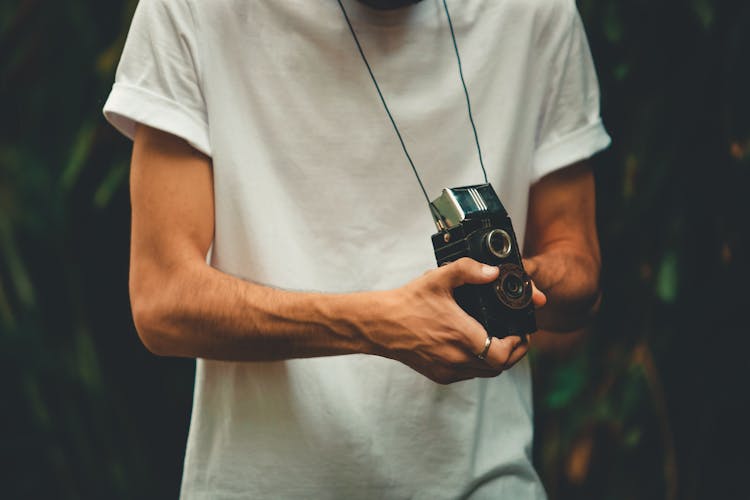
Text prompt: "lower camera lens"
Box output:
[[503, 274, 524, 299], [486, 229, 512, 259], [495, 264, 533, 310]]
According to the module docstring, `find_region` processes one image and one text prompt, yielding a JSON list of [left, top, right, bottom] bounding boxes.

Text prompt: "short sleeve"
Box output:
[[102, 0, 210, 156], [532, 6, 610, 181]]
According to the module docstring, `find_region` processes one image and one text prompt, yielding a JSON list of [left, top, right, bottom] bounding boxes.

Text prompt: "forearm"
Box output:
[[131, 261, 380, 361]]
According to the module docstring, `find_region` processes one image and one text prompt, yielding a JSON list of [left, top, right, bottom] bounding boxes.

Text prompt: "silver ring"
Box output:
[[476, 335, 492, 360]]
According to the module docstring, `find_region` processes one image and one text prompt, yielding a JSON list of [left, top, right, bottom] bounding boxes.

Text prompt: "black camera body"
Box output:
[[430, 184, 536, 338]]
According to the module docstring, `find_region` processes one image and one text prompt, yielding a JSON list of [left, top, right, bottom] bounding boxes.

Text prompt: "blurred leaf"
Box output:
[[545, 357, 587, 410], [0, 273, 15, 327], [655, 251, 679, 304], [623, 427, 642, 449], [23, 375, 51, 430], [729, 139, 750, 161], [565, 430, 594, 485], [612, 62, 629, 81], [0, 214, 35, 307], [622, 363, 647, 414], [73, 328, 103, 391], [623, 154, 638, 199], [96, 36, 125, 77], [0, 146, 22, 216], [691, 0, 714, 30], [93, 161, 127, 208], [603, 3, 623, 44], [60, 121, 96, 193]]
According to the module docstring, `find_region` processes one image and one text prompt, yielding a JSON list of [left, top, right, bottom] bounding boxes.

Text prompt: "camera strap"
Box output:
[[336, 0, 489, 211]]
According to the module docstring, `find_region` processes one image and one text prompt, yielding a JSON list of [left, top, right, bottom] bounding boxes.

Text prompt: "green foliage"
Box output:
[[1, 1, 749, 499]]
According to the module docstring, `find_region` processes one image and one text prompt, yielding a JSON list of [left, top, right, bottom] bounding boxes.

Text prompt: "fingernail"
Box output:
[[481, 265, 497, 276]]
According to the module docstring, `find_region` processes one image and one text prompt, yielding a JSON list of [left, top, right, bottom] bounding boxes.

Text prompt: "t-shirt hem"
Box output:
[[531, 119, 611, 182], [102, 82, 212, 156]]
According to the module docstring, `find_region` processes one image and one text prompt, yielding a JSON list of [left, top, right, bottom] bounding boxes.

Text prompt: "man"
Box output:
[[104, 0, 609, 497]]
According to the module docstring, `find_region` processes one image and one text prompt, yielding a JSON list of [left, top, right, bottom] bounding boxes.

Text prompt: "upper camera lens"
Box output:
[[486, 229, 512, 259]]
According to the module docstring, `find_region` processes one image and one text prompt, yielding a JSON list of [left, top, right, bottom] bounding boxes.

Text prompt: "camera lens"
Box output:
[[503, 274, 524, 299], [495, 264, 533, 310], [486, 229, 512, 259]]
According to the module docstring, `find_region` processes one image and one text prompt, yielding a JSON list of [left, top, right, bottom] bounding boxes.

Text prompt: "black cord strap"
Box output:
[[336, 0, 431, 205], [442, 0, 488, 183], [336, 0, 488, 204]]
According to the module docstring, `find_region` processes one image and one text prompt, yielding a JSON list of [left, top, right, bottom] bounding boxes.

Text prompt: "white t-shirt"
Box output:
[[104, 0, 610, 498]]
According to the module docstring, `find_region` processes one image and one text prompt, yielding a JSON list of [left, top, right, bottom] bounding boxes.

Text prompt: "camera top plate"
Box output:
[[430, 184, 508, 231]]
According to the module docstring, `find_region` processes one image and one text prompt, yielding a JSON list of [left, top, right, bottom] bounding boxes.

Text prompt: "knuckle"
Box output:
[[416, 274, 441, 295], [424, 280, 443, 296], [455, 257, 473, 273], [496, 336, 518, 351]]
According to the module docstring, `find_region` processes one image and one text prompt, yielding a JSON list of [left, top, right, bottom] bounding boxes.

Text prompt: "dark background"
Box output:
[[1, 0, 749, 498]]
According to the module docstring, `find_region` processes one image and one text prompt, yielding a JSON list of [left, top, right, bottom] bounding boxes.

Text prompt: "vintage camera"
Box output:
[[430, 184, 536, 338]]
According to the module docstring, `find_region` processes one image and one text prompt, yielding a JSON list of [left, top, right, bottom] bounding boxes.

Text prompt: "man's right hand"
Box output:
[[364, 258, 534, 385]]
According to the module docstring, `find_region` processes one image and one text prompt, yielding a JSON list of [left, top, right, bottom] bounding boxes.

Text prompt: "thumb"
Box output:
[[439, 257, 499, 289]]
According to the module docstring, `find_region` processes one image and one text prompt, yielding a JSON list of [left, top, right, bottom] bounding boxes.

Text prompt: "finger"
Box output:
[[448, 335, 509, 374], [429, 363, 503, 384], [481, 335, 524, 370], [438, 257, 498, 289], [504, 340, 529, 369], [472, 368, 505, 379], [447, 365, 505, 382], [531, 280, 546, 307], [453, 364, 505, 380]]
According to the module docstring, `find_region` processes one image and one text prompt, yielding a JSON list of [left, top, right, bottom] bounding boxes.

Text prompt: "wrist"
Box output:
[[348, 288, 413, 360], [313, 290, 390, 357]]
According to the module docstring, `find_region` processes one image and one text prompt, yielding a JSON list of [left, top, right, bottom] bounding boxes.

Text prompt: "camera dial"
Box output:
[[485, 229, 512, 259]]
